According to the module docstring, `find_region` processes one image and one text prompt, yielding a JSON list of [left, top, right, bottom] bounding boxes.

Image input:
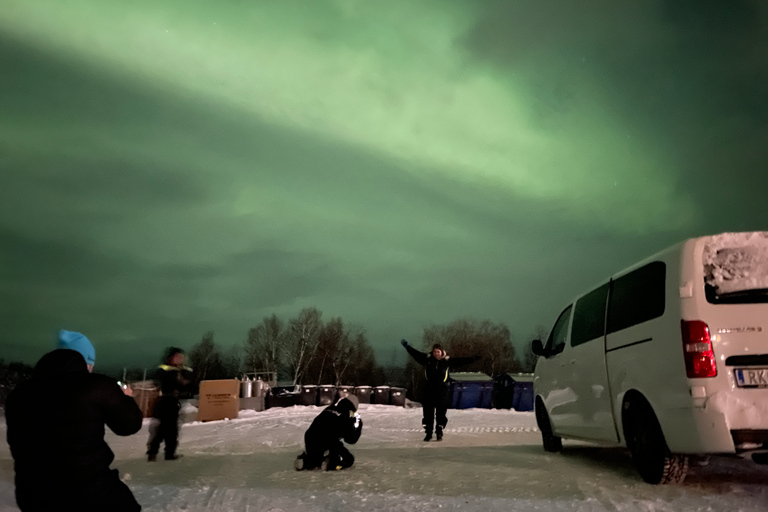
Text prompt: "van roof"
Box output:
[[570, 231, 768, 303]]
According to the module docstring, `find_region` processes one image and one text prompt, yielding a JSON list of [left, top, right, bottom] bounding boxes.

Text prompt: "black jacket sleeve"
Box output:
[[343, 416, 363, 445], [96, 376, 143, 436], [447, 355, 481, 368], [404, 344, 429, 366]]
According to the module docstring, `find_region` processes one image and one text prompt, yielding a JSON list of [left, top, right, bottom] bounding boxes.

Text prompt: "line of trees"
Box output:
[[404, 319, 544, 399], [186, 308, 546, 392], [0, 360, 34, 409], [242, 307, 379, 387], [179, 307, 380, 391], [0, 309, 550, 406]]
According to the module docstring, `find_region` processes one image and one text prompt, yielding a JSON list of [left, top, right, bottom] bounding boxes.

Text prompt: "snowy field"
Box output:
[[2, 404, 767, 511]]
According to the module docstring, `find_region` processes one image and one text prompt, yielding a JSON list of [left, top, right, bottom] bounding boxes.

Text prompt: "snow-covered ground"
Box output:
[[2, 404, 767, 511]]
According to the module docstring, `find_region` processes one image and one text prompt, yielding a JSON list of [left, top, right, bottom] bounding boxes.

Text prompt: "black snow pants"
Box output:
[[304, 437, 355, 470], [422, 386, 449, 434], [147, 395, 181, 458]]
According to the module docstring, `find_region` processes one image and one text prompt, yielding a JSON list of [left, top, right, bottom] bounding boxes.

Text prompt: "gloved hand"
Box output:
[[400, 339, 409, 348]]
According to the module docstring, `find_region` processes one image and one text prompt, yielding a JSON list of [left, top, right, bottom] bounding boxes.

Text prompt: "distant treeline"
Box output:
[[175, 308, 544, 394], [1, 307, 546, 405], [0, 360, 34, 410]]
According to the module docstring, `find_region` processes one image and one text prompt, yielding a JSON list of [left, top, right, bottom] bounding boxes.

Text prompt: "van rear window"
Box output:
[[703, 232, 768, 304]]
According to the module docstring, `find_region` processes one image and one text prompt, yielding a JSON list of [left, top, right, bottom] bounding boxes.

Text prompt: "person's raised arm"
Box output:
[[401, 339, 428, 366]]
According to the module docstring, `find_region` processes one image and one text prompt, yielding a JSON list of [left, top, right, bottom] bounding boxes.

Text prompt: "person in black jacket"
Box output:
[[146, 347, 192, 461], [294, 395, 363, 471], [401, 339, 479, 441], [5, 330, 143, 512]]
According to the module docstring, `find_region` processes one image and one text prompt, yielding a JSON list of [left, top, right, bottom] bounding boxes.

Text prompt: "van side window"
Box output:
[[607, 261, 666, 334], [545, 305, 573, 356], [571, 283, 610, 347]]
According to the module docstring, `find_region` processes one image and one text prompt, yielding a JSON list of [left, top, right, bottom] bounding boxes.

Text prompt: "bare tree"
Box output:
[[520, 324, 548, 373], [189, 331, 230, 386], [243, 314, 284, 376], [222, 345, 243, 378], [308, 317, 352, 385], [307, 317, 342, 384], [422, 319, 519, 377], [285, 307, 324, 385], [330, 324, 365, 385]]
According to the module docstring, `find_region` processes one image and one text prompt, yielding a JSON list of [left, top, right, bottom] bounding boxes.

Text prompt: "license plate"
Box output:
[[735, 368, 768, 388]]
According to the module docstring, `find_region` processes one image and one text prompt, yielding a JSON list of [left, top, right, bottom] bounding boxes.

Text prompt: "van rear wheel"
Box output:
[[535, 399, 562, 453], [625, 400, 688, 484]]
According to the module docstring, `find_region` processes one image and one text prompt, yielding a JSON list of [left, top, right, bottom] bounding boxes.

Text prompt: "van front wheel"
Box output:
[[625, 401, 688, 484], [535, 399, 562, 453]]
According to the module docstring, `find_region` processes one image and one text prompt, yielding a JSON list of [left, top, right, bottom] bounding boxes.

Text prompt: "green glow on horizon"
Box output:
[[0, 0, 695, 232]]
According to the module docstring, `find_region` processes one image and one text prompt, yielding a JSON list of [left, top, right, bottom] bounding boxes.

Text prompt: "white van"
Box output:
[[531, 231, 768, 484]]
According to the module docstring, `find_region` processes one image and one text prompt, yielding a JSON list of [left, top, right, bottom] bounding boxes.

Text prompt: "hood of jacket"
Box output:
[[33, 349, 89, 380]]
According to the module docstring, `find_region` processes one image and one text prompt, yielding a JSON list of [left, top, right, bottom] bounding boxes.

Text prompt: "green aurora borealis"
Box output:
[[2, 0, 767, 371]]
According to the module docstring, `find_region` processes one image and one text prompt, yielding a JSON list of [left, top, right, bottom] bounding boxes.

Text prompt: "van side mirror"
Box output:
[[531, 339, 545, 357]]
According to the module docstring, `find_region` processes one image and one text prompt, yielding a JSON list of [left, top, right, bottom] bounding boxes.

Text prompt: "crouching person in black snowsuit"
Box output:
[[295, 395, 362, 471], [147, 347, 193, 461]]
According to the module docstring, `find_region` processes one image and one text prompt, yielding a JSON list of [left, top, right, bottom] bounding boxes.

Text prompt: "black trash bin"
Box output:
[[298, 385, 318, 406], [318, 384, 336, 406], [266, 391, 298, 409], [336, 385, 354, 401], [389, 387, 406, 407], [353, 385, 372, 404], [373, 386, 391, 405]]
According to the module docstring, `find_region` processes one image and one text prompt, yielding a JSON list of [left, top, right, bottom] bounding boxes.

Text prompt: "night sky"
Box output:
[[2, 1, 767, 373]]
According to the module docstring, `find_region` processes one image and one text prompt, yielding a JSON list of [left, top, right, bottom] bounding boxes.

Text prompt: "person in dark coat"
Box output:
[[5, 330, 143, 512], [146, 347, 192, 461], [294, 395, 363, 471], [401, 339, 480, 441]]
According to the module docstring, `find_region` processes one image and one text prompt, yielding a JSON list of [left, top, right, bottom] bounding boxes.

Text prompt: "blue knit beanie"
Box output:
[[57, 330, 96, 365]]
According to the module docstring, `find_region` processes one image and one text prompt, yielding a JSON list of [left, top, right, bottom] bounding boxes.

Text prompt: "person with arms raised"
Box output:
[[401, 339, 480, 441]]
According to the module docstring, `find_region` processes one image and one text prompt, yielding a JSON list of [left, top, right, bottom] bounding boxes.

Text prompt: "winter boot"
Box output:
[[423, 431, 433, 442], [321, 455, 343, 471], [294, 453, 306, 471], [147, 453, 157, 462], [165, 453, 183, 461], [436, 426, 443, 441]]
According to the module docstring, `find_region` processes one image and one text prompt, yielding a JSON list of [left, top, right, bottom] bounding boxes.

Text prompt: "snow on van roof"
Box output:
[[703, 231, 768, 294]]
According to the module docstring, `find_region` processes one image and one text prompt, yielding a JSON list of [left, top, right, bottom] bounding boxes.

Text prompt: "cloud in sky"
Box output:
[[1, 0, 767, 371], [1, 0, 700, 228]]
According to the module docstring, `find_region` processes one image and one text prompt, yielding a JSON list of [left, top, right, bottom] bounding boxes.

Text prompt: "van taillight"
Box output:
[[681, 320, 717, 378]]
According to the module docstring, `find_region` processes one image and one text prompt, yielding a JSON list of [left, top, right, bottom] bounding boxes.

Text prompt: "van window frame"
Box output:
[[570, 282, 610, 347], [544, 305, 573, 357], [606, 261, 666, 335]]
